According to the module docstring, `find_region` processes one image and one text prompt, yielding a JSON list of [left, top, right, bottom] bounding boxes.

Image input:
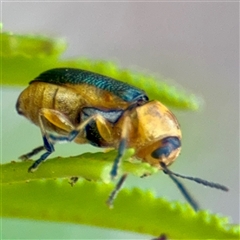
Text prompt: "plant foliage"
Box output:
[[1, 28, 239, 239]]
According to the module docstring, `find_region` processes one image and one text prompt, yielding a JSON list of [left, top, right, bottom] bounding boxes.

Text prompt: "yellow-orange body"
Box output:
[[17, 81, 130, 132], [16, 68, 228, 211], [17, 81, 181, 169]]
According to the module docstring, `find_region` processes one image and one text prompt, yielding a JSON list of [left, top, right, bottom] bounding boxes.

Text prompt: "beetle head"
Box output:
[[133, 100, 182, 168]]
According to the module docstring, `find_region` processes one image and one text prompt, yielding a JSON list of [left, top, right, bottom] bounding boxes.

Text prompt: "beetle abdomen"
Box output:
[[16, 82, 85, 129]]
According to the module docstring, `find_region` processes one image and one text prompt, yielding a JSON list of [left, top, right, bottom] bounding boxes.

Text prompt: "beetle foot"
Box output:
[[106, 198, 114, 209], [19, 154, 29, 161], [28, 164, 38, 173]]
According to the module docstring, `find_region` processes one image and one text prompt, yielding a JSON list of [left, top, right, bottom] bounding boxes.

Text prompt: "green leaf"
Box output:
[[1, 151, 239, 239], [1, 149, 157, 184], [1, 29, 239, 239]]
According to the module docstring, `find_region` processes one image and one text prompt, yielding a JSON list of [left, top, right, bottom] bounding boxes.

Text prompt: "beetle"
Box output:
[[16, 68, 228, 211]]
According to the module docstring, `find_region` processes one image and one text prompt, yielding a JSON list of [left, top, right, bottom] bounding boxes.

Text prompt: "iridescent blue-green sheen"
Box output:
[[31, 68, 148, 103]]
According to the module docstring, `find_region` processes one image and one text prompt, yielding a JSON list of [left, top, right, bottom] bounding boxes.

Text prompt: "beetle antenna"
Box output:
[[160, 162, 229, 192], [160, 162, 199, 211]]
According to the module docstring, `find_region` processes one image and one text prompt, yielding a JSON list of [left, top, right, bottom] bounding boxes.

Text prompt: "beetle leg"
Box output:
[[106, 173, 128, 208], [28, 136, 54, 172], [110, 116, 131, 179], [28, 108, 78, 172], [26, 112, 74, 171], [39, 108, 75, 134], [28, 109, 112, 172], [21, 108, 76, 161], [65, 113, 113, 144], [19, 145, 45, 160], [28, 110, 109, 171]]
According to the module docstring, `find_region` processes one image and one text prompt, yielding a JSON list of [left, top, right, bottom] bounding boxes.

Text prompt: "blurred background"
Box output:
[[2, 1, 239, 239]]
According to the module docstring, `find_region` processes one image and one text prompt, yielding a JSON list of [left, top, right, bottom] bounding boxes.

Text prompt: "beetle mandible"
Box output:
[[16, 68, 228, 211]]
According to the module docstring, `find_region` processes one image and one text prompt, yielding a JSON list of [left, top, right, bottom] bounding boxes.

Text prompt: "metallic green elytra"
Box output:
[[31, 68, 149, 103]]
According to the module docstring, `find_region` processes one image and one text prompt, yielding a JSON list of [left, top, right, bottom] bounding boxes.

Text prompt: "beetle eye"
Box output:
[[151, 136, 181, 159], [16, 100, 24, 115], [152, 145, 171, 159]]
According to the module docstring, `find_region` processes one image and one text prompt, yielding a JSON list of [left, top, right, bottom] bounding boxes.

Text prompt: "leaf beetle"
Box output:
[[16, 68, 228, 211]]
